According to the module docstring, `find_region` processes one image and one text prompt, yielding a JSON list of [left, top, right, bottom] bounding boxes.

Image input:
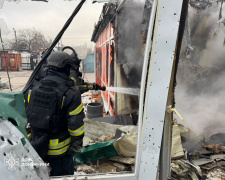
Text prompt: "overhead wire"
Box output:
[[0, 29, 12, 91]]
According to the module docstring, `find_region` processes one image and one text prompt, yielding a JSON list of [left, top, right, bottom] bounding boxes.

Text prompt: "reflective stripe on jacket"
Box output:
[[48, 136, 71, 156]]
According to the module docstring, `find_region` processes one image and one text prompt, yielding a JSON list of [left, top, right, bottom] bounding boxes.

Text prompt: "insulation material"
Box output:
[[114, 133, 137, 157], [171, 125, 184, 159], [83, 119, 138, 145]]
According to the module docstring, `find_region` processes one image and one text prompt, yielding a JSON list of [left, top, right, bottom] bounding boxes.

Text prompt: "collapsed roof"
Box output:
[[91, 3, 116, 42]]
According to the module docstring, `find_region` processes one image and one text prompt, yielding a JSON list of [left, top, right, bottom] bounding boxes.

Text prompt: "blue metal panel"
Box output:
[[84, 54, 94, 73]]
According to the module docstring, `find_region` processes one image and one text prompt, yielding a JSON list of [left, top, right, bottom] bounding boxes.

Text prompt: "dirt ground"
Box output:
[[0, 70, 33, 91], [0, 70, 95, 92]]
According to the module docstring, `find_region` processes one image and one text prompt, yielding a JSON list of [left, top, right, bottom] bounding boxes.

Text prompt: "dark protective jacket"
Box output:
[[30, 63, 89, 94], [70, 69, 90, 94], [25, 69, 85, 157]]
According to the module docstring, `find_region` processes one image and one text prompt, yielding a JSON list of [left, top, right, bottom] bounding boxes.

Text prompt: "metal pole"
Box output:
[[159, 1, 189, 179], [159, 115, 172, 180], [13, 28, 17, 50], [30, 55, 34, 70], [159, 74, 174, 180]]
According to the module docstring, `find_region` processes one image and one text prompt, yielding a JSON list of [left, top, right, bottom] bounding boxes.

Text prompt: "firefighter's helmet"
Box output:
[[47, 51, 74, 69], [71, 52, 81, 67]]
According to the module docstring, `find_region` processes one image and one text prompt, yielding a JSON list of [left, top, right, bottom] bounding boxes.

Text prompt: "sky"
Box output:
[[0, 0, 103, 47]]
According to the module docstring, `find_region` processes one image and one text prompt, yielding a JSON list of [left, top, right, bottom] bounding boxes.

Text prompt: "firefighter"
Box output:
[[34, 49, 105, 94], [25, 51, 85, 176]]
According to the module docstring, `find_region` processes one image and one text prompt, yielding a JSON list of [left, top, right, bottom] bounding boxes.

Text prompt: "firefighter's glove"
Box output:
[[68, 141, 82, 154]]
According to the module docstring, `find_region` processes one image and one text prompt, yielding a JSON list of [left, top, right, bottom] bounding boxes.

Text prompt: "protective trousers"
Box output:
[[47, 154, 74, 176]]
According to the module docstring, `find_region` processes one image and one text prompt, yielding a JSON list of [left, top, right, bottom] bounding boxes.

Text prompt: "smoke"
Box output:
[[175, 2, 225, 141], [117, 0, 145, 88]]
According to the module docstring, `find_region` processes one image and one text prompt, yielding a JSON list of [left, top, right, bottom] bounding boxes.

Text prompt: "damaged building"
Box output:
[[91, 1, 146, 116], [1, 0, 225, 179]]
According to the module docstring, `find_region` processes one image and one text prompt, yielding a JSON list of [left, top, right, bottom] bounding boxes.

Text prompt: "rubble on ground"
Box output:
[[170, 121, 225, 180], [203, 144, 225, 154], [76, 158, 134, 174], [74, 119, 137, 174]]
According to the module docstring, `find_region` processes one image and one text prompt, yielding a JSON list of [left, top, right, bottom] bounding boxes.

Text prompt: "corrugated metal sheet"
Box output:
[[84, 54, 95, 73], [1, 53, 22, 71]]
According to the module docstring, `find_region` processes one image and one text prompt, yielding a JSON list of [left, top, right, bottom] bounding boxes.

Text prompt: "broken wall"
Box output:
[[116, 1, 145, 114]]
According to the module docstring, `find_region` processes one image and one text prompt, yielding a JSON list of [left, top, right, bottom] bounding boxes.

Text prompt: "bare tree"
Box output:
[[10, 28, 52, 53]]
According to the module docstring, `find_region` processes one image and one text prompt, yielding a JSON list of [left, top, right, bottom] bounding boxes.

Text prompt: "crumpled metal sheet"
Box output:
[[0, 91, 27, 137], [73, 139, 118, 164], [0, 119, 50, 180]]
